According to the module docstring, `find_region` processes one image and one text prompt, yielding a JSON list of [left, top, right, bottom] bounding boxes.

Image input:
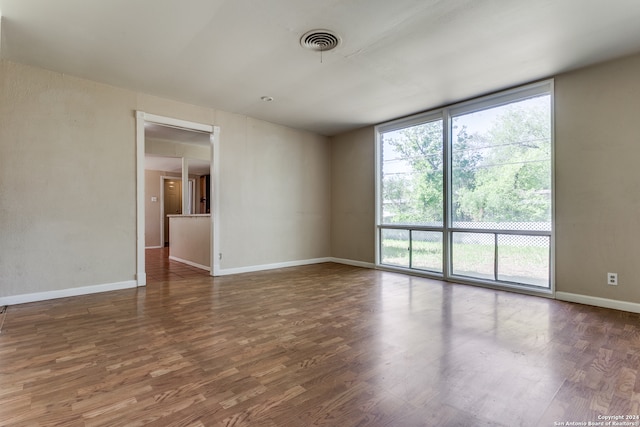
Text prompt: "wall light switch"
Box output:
[[151, 196, 158, 202]]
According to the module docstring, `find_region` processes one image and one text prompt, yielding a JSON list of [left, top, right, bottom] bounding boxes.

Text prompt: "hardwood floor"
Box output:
[[1, 250, 639, 426], [145, 247, 211, 283]]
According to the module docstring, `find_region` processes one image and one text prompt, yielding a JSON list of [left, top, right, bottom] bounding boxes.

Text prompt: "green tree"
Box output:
[[451, 125, 482, 220], [382, 120, 479, 224], [383, 97, 551, 227], [381, 120, 442, 224], [453, 103, 551, 224]]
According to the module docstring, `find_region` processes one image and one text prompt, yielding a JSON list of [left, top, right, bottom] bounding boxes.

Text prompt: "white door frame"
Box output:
[[135, 111, 221, 285]]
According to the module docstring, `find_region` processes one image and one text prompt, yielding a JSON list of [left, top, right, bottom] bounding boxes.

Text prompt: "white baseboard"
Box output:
[[555, 292, 640, 314], [169, 256, 211, 272], [145, 246, 163, 249], [0, 280, 137, 306], [216, 257, 376, 276], [217, 257, 333, 276], [329, 257, 376, 269]]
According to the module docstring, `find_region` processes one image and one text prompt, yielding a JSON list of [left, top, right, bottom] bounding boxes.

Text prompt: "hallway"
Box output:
[[145, 247, 210, 283]]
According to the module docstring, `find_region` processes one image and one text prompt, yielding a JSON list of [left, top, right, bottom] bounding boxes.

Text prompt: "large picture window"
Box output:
[[376, 81, 553, 291]]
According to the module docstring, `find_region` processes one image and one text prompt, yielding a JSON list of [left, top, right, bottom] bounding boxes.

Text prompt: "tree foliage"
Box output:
[[382, 99, 551, 227], [381, 120, 443, 225]]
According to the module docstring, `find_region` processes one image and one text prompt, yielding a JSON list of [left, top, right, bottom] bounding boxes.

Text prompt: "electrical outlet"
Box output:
[[607, 272, 618, 286]]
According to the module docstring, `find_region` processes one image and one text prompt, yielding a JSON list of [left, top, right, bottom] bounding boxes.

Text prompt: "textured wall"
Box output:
[[555, 53, 640, 303], [0, 60, 137, 296], [0, 59, 331, 298], [330, 127, 376, 263], [145, 169, 164, 248], [216, 112, 331, 269], [144, 169, 181, 248], [169, 216, 211, 268], [145, 138, 211, 161]]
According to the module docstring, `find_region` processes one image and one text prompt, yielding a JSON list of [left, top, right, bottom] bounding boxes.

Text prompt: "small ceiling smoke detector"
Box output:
[[300, 29, 341, 52]]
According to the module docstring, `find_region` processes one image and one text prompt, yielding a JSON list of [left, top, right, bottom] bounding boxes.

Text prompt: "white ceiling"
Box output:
[[2, 0, 640, 136]]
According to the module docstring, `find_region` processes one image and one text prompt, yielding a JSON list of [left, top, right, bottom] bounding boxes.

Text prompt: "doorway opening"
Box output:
[[135, 112, 220, 286]]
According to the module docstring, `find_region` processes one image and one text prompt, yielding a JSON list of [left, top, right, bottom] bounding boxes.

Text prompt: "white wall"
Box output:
[[145, 138, 211, 161], [144, 169, 181, 248], [169, 216, 211, 269], [216, 114, 331, 270], [331, 126, 375, 264], [555, 53, 640, 305], [0, 60, 137, 297], [0, 59, 331, 301]]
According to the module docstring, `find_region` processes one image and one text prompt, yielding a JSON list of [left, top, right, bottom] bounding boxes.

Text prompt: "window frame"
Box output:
[[375, 80, 555, 296]]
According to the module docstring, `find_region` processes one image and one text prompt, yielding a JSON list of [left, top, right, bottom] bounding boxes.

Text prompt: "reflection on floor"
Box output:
[[1, 260, 639, 425], [145, 247, 209, 283]]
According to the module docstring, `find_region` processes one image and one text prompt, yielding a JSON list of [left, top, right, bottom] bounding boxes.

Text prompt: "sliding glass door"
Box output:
[[376, 81, 553, 292]]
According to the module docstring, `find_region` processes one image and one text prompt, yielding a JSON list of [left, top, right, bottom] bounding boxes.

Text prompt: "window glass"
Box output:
[[381, 120, 443, 226], [451, 96, 552, 231]]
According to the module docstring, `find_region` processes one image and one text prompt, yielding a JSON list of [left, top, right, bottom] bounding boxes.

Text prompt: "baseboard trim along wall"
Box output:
[[218, 257, 334, 276], [169, 256, 211, 272], [0, 280, 138, 306], [216, 257, 376, 276], [0, 258, 374, 305], [4, 266, 639, 316], [329, 258, 376, 269], [555, 292, 640, 314]]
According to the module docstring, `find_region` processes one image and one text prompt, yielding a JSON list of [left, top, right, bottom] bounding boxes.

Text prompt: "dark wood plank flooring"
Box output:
[[0, 249, 639, 426]]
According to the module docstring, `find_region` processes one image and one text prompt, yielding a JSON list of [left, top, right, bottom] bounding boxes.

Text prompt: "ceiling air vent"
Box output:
[[300, 29, 341, 52]]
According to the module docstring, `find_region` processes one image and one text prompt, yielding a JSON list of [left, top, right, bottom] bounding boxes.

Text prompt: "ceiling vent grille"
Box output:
[[300, 30, 341, 52]]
